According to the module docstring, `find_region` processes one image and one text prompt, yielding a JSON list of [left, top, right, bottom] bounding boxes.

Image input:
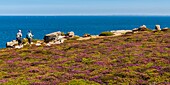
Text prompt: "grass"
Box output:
[[0, 30, 170, 84]]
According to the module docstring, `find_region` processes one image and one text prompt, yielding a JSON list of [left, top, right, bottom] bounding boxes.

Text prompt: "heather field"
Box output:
[[0, 30, 170, 85]]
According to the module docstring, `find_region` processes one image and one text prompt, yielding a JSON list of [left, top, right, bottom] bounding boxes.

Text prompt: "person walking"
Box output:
[[26, 30, 33, 44], [16, 30, 22, 46]]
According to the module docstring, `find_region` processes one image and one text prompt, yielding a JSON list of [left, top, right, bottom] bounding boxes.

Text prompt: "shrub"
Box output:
[[99, 32, 114, 36], [67, 79, 100, 85], [68, 36, 80, 40], [32, 39, 39, 43], [61, 32, 65, 36], [3, 77, 30, 85], [82, 58, 94, 64], [138, 28, 152, 31]]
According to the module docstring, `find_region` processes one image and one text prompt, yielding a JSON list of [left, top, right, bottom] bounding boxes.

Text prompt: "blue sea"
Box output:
[[0, 16, 170, 48]]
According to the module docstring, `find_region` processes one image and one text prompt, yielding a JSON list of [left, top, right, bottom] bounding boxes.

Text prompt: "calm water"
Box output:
[[0, 16, 170, 48]]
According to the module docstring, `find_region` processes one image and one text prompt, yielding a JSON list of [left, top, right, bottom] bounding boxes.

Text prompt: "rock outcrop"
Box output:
[[155, 25, 161, 31], [132, 28, 139, 33], [138, 25, 149, 31], [161, 27, 169, 31], [132, 25, 153, 32], [6, 40, 18, 48], [44, 31, 62, 43], [83, 34, 91, 37], [67, 31, 75, 37], [43, 31, 68, 46]]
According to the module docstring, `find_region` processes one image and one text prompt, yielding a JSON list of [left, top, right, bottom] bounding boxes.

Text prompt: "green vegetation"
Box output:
[[65, 79, 100, 85], [0, 30, 170, 84], [99, 31, 114, 36]]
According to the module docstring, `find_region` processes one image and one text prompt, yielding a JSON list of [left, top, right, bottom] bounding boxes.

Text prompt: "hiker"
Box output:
[[26, 30, 33, 44], [16, 30, 22, 46]]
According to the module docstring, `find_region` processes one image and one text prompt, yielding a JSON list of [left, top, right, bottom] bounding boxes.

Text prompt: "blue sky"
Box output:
[[0, 0, 169, 15]]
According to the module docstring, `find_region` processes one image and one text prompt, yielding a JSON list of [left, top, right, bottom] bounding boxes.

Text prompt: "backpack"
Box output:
[[17, 32, 22, 38], [26, 33, 31, 39]]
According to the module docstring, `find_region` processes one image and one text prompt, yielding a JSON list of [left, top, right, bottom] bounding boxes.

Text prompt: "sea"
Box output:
[[0, 16, 170, 48]]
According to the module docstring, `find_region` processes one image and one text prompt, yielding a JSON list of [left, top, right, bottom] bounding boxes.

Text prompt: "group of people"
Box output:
[[16, 30, 33, 46]]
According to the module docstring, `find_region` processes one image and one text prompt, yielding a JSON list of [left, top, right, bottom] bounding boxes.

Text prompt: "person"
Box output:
[[26, 30, 33, 44], [16, 30, 22, 46]]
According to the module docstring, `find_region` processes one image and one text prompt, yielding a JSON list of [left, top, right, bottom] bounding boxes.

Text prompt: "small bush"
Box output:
[[61, 32, 65, 36], [67, 79, 100, 85], [32, 39, 39, 43], [82, 58, 94, 64], [99, 32, 113, 36], [138, 28, 152, 31], [68, 36, 80, 40]]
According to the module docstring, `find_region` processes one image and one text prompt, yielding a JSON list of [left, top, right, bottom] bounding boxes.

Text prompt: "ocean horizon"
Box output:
[[0, 16, 170, 48]]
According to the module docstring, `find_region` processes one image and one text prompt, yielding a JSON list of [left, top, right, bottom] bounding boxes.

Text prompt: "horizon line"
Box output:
[[1, 14, 170, 16]]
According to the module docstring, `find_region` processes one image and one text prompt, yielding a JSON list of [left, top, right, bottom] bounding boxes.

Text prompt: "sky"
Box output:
[[0, 0, 170, 16]]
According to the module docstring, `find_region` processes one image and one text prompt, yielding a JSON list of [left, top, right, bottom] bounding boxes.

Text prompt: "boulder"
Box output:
[[44, 31, 62, 43], [161, 27, 169, 31], [155, 25, 161, 31], [67, 31, 75, 37], [132, 28, 139, 32], [60, 38, 65, 43], [138, 25, 149, 31], [15, 45, 23, 49], [6, 40, 18, 48], [83, 34, 91, 37], [46, 43, 51, 47], [140, 25, 147, 29], [35, 43, 41, 46]]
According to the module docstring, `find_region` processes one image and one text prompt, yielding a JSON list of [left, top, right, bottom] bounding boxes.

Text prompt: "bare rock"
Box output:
[[140, 25, 147, 29], [138, 25, 149, 31], [161, 27, 169, 31], [35, 43, 41, 46], [155, 25, 161, 31], [83, 34, 91, 37], [67, 31, 75, 37], [6, 40, 18, 48], [46, 43, 51, 47], [132, 28, 139, 33], [44, 31, 62, 43], [15, 45, 23, 49], [111, 30, 132, 35]]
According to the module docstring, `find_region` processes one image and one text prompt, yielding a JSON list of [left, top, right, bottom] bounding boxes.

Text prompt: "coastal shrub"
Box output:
[[68, 36, 80, 40], [0, 59, 3, 64], [99, 32, 113, 36], [138, 28, 152, 31], [61, 32, 65, 36], [32, 39, 39, 43], [22, 38, 28, 44], [3, 77, 30, 85], [67, 79, 100, 85], [82, 58, 94, 64], [0, 30, 170, 84], [33, 50, 53, 55]]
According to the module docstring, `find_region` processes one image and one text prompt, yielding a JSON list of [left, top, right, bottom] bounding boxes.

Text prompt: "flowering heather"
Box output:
[[0, 30, 170, 84]]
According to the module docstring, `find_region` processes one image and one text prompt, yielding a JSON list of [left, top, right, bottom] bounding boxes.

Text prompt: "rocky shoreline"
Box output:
[[6, 25, 169, 48]]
